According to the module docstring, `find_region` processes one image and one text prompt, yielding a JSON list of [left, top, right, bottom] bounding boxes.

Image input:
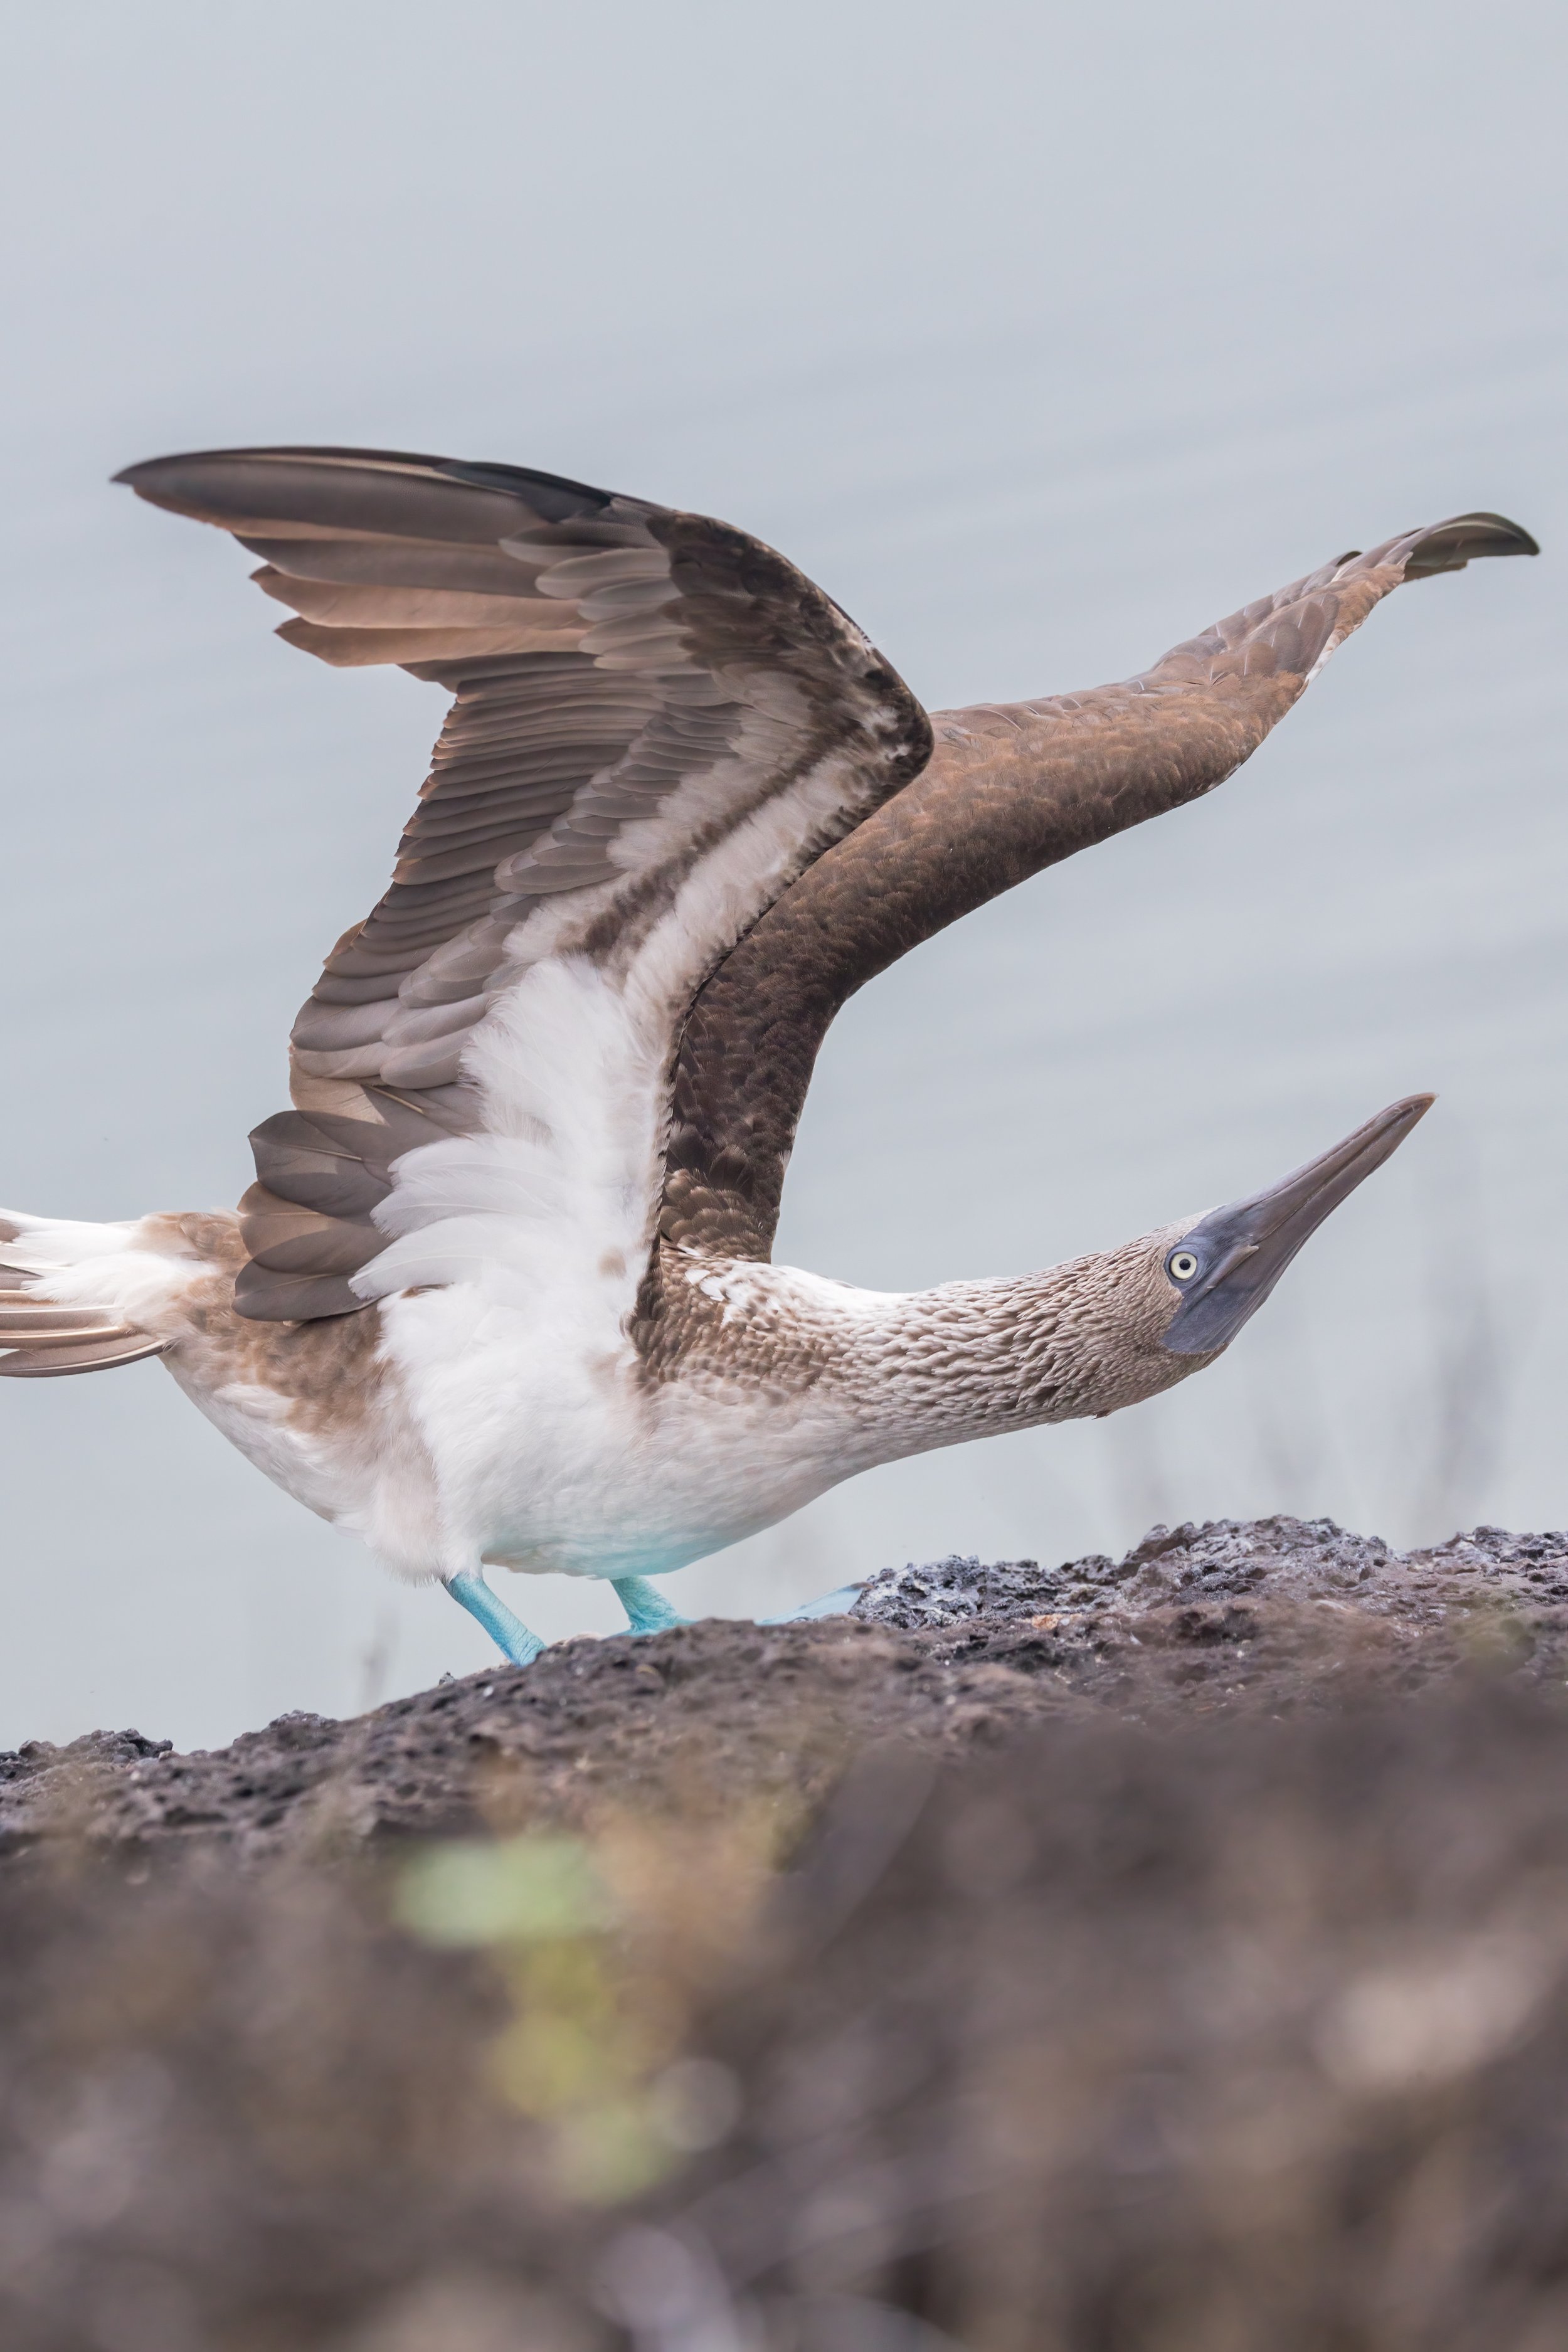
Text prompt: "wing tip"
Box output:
[[1403, 511, 1540, 576], [112, 445, 615, 526]]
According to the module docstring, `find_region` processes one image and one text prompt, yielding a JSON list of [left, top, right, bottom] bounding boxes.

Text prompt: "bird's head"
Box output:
[[1052, 1094, 1434, 1419], [1158, 1092, 1433, 1357]]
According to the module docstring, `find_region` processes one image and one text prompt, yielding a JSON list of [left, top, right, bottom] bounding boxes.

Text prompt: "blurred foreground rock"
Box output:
[[4, 1519, 1568, 2348]]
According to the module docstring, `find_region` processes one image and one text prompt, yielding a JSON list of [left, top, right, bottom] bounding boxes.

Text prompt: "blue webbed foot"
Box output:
[[608, 1576, 867, 1634], [612, 1575, 687, 1636], [443, 1569, 545, 1666], [762, 1580, 869, 1624]]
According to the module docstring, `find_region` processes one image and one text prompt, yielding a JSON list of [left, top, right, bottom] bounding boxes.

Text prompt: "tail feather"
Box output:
[[0, 1281, 169, 1376], [0, 1222, 172, 1378], [0, 1332, 169, 1377]]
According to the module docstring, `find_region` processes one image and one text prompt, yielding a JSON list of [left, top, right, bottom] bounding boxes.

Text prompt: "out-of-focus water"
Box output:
[[0, 3, 1561, 1746]]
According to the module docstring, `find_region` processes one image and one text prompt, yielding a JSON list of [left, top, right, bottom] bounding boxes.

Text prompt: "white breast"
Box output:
[[370, 1258, 902, 1584]]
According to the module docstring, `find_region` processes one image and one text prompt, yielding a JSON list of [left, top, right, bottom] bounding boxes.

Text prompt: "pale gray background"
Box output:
[[0, 1, 1560, 1749]]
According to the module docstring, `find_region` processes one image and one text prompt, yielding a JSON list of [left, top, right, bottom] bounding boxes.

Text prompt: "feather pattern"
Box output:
[[0, 1234, 174, 1379], [653, 512, 1542, 1279], [116, 447, 933, 1322]]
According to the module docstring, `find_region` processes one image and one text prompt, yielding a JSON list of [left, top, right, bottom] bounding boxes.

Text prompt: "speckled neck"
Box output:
[[642, 1224, 1207, 1469]]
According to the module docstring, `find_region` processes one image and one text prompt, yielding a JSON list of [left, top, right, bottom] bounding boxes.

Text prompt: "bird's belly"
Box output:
[[474, 1391, 844, 1580], [388, 1302, 856, 1581], [485, 1426, 836, 1579]]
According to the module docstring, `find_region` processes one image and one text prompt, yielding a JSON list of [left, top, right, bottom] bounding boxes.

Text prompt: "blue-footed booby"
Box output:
[[0, 451, 1536, 1665]]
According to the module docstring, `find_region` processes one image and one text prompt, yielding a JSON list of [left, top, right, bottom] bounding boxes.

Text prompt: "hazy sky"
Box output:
[[0, 1, 1562, 1747]]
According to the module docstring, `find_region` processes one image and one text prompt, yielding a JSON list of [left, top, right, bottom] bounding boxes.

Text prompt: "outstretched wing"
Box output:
[[656, 512, 1537, 1278], [118, 447, 931, 1320]]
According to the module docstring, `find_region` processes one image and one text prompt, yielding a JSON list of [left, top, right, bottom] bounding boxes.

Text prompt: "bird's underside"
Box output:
[[0, 449, 1537, 1648]]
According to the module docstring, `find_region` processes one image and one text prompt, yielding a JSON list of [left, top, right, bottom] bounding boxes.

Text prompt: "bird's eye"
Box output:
[[1168, 1250, 1199, 1283]]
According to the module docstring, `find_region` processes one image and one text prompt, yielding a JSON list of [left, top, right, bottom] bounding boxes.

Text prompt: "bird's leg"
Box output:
[[443, 1568, 545, 1667], [612, 1575, 687, 1636]]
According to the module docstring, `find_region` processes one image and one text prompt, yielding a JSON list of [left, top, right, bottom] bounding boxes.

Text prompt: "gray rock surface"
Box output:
[[853, 1515, 1568, 1630], [6, 1517, 1568, 1865]]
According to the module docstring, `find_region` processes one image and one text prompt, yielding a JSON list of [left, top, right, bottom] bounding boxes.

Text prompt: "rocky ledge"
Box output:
[[4, 1515, 1565, 1862]]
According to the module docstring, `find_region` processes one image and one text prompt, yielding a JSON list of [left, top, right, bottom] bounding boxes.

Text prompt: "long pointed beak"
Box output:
[[1159, 1094, 1434, 1357]]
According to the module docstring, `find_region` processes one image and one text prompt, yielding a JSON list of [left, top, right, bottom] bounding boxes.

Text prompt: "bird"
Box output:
[[0, 448, 1537, 1667]]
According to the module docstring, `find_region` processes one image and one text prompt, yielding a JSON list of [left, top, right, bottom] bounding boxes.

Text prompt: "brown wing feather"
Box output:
[[117, 447, 932, 1319], [655, 513, 1538, 1282]]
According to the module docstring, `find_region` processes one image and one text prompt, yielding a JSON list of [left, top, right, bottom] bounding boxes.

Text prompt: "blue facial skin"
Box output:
[[1159, 1094, 1433, 1359]]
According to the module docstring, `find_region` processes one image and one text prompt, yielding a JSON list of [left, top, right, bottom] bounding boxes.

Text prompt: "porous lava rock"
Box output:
[[5, 1517, 1566, 1865]]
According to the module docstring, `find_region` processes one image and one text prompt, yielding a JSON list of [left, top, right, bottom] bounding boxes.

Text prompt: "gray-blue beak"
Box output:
[[1159, 1094, 1434, 1357]]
